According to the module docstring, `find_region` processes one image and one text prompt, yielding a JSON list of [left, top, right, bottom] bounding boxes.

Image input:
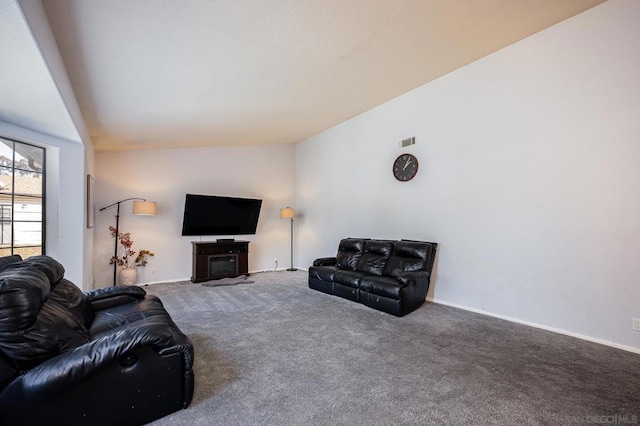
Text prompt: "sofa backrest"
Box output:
[[357, 240, 393, 276], [401, 239, 438, 273], [0, 256, 93, 371], [0, 255, 22, 270], [333, 238, 438, 278], [383, 240, 436, 277], [336, 238, 367, 270]]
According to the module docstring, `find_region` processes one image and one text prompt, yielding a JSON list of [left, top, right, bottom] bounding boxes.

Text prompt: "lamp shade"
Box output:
[[280, 207, 295, 219], [132, 201, 157, 215]]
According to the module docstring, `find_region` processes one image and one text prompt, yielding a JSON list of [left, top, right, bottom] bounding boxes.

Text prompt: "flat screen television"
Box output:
[[181, 194, 262, 236]]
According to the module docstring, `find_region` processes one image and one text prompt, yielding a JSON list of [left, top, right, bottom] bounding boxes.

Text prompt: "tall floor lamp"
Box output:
[[99, 198, 157, 286], [280, 207, 297, 271]]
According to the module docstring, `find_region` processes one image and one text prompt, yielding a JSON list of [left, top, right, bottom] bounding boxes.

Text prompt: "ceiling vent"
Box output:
[[398, 137, 415, 149]]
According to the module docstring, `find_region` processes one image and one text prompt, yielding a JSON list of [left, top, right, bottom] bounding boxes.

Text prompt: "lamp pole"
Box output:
[[99, 198, 147, 286], [287, 216, 297, 271], [280, 207, 297, 271]]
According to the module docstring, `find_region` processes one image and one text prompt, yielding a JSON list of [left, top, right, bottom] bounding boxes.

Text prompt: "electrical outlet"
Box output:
[[633, 318, 640, 332]]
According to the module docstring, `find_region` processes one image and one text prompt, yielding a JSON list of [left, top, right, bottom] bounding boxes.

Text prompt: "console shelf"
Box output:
[[191, 241, 249, 283]]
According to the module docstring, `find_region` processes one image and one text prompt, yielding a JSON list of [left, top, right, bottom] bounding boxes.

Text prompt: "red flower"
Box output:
[[108, 227, 154, 268]]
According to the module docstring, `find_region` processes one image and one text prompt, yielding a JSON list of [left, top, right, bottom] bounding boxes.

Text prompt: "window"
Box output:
[[0, 137, 45, 258]]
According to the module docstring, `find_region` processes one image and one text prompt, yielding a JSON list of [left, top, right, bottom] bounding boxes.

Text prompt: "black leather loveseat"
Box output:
[[0, 255, 194, 425], [309, 238, 437, 316]]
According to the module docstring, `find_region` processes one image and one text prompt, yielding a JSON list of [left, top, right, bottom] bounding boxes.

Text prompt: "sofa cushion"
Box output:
[[15, 257, 92, 323], [333, 270, 368, 288], [308, 265, 338, 282], [0, 257, 91, 369], [383, 241, 432, 277], [356, 240, 392, 275], [0, 258, 92, 327], [335, 238, 366, 270], [359, 276, 403, 299], [52, 278, 95, 328]]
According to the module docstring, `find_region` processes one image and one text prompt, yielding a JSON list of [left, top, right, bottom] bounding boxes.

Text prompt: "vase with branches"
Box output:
[[109, 226, 154, 284]]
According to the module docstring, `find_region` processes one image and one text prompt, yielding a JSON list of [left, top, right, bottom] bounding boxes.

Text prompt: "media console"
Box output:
[[191, 240, 249, 283]]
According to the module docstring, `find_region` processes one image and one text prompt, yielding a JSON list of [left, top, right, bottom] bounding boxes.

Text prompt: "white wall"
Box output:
[[94, 144, 296, 287], [296, 0, 640, 351]]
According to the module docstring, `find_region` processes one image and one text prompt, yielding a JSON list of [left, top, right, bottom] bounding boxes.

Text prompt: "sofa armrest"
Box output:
[[396, 270, 431, 287], [3, 316, 191, 402], [313, 257, 337, 267], [85, 285, 147, 311]]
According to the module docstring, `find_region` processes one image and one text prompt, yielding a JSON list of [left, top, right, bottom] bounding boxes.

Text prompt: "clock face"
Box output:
[[393, 153, 419, 182]]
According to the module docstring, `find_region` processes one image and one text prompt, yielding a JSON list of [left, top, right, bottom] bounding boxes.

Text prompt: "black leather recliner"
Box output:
[[309, 238, 438, 316], [0, 255, 194, 425]]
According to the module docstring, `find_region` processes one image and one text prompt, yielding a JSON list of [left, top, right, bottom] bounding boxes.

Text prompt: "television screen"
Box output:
[[181, 194, 262, 236]]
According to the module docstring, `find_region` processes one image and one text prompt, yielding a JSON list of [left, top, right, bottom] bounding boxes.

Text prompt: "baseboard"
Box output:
[[137, 268, 308, 286], [137, 278, 186, 286], [252, 268, 287, 273], [426, 297, 640, 355], [251, 268, 309, 273]]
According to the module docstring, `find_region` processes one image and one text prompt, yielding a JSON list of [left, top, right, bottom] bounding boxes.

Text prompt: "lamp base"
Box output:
[[286, 268, 298, 271]]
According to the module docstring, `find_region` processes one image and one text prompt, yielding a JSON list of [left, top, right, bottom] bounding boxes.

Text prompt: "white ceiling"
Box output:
[[6, 0, 607, 151]]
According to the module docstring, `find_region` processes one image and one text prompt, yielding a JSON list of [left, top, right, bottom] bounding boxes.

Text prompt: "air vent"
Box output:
[[398, 137, 415, 149]]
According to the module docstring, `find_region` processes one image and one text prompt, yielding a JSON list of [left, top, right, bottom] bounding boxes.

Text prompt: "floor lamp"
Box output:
[[99, 198, 157, 286], [280, 207, 297, 271]]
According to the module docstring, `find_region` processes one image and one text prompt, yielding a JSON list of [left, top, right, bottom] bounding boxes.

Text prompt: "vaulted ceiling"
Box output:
[[2, 0, 606, 151]]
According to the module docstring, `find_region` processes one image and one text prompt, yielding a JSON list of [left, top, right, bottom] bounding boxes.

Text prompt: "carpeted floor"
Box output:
[[146, 271, 640, 425]]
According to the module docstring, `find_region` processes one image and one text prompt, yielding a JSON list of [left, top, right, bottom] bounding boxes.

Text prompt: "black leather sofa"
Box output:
[[0, 255, 194, 425], [309, 238, 437, 316]]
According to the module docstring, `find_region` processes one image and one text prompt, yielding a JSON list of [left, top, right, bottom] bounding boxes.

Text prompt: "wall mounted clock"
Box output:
[[392, 153, 419, 182]]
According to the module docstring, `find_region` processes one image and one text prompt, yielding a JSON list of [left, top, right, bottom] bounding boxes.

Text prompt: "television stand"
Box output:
[[191, 241, 249, 283]]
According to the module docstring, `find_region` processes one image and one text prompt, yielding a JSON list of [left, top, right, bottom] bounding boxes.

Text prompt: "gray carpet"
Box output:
[[146, 271, 640, 425], [201, 275, 255, 287]]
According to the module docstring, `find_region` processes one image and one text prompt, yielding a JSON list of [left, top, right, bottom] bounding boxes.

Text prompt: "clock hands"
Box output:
[[393, 154, 418, 181]]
